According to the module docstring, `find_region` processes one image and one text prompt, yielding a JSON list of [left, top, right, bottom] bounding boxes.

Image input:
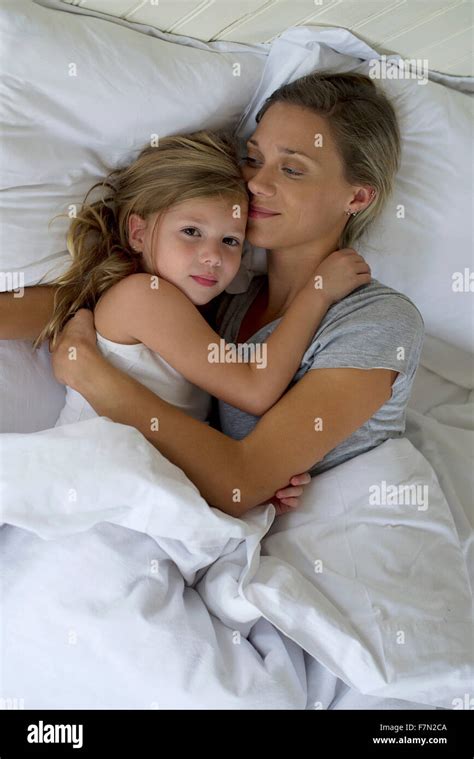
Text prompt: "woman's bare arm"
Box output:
[[51, 310, 397, 516], [0, 286, 57, 340]]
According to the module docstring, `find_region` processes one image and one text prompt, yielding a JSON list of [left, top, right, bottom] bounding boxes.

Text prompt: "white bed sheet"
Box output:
[[1, 353, 471, 711], [407, 367, 473, 583], [305, 358, 473, 709]]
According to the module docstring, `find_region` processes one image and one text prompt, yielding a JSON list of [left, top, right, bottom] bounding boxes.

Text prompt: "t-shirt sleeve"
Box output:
[[295, 287, 425, 383]]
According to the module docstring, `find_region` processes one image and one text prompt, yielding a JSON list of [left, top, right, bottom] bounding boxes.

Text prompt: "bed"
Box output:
[[0, 0, 472, 710]]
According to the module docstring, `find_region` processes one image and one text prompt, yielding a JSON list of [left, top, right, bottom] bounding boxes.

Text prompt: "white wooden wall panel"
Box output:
[[301, 0, 409, 35], [61, 0, 474, 75], [377, 2, 471, 53], [207, 1, 343, 44], [166, 1, 267, 38]]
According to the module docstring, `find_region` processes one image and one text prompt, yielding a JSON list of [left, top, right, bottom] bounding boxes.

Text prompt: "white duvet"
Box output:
[[0, 417, 471, 709]]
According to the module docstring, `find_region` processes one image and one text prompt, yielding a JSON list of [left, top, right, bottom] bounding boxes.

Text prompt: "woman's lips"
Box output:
[[248, 206, 280, 219], [190, 275, 218, 287]]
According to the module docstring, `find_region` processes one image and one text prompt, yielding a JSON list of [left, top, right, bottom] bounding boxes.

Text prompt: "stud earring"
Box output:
[[346, 189, 376, 216]]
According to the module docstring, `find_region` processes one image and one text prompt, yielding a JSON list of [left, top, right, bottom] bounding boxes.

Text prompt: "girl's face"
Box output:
[[129, 195, 247, 305], [241, 102, 369, 252]]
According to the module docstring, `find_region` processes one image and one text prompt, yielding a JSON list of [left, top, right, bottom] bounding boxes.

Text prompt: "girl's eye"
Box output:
[[182, 227, 200, 237], [223, 237, 241, 247]]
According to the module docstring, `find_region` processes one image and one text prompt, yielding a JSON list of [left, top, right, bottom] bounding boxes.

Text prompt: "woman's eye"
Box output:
[[182, 227, 200, 237], [223, 237, 241, 247], [241, 155, 260, 166], [283, 167, 303, 177], [242, 155, 302, 177]]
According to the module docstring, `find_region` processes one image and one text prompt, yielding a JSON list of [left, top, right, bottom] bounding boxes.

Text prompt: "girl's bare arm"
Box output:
[[0, 287, 57, 340], [99, 271, 363, 417]]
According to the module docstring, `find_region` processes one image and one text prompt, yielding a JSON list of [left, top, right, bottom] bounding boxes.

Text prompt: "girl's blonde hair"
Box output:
[[256, 71, 401, 249], [34, 130, 248, 350]]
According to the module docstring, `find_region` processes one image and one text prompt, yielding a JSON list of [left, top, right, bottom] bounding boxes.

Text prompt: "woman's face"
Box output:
[[241, 102, 360, 252]]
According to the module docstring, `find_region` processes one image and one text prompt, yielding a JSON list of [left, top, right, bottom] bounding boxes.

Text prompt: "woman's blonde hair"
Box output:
[[255, 71, 401, 249], [34, 130, 248, 350]]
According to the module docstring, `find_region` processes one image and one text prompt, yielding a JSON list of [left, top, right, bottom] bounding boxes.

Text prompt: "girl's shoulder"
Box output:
[[94, 274, 153, 345], [94, 273, 192, 345]]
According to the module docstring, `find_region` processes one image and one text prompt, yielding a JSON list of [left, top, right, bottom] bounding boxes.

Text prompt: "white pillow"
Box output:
[[233, 28, 473, 356], [357, 66, 473, 356], [0, 341, 65, 432]]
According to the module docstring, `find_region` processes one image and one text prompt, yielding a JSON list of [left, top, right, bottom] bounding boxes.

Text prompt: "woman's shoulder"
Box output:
[[293, 278, 425, 386], [328, 278, 425, 332]]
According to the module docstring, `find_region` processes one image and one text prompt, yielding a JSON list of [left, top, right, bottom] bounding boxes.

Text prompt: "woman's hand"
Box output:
[[50, 308, 99, 390], [269, 472, 312, 515], [312, 248, 371, 305]]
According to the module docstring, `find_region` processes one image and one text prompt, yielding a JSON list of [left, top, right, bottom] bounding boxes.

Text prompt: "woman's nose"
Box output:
[[246, 166, 276, 197]]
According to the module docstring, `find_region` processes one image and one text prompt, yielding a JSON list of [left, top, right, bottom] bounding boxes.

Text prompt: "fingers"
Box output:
[[341, 249, 371, 268], [57, 308, 97, 347], [274, 472, 311, 497], [354, 260, 371, 273], [342, 248, 367, 260], [273, 472, 312, 512], [279, 497, 298, 508], [273, 500, 298, 515], [68, 308, 95, 329], [275, 485, 303, 499], [289, 472, 311, 485]]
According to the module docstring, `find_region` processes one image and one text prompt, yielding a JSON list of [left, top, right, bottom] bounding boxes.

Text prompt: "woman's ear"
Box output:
[[346, 186, 376, 215], [128, 213, 147, 253]]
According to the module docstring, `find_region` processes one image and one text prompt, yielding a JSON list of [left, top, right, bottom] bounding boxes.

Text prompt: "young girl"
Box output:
[[34, 130, 371, 508]]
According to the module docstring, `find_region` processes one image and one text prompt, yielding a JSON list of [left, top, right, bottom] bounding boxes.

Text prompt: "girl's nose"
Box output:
[[198, 243, 222, 266]]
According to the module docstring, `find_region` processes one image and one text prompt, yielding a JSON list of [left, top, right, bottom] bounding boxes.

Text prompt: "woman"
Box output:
[[2, 72, 424, 516]]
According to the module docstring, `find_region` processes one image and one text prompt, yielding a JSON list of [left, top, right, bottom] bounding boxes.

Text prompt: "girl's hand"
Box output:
[[50, 308, 98, 390], [271, 472, 312, 515], [312, 248, 371, 306]]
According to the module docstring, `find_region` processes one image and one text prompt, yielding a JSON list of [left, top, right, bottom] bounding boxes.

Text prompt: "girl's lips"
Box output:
[[248, 207, 280, 219], [190, 275, 218, 287]]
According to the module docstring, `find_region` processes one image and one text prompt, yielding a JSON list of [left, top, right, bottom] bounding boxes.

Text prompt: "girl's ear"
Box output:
[[128, 213, 147, 252]]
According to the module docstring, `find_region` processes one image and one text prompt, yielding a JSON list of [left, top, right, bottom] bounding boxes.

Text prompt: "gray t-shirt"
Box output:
[[214, 275, 425, 476]]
